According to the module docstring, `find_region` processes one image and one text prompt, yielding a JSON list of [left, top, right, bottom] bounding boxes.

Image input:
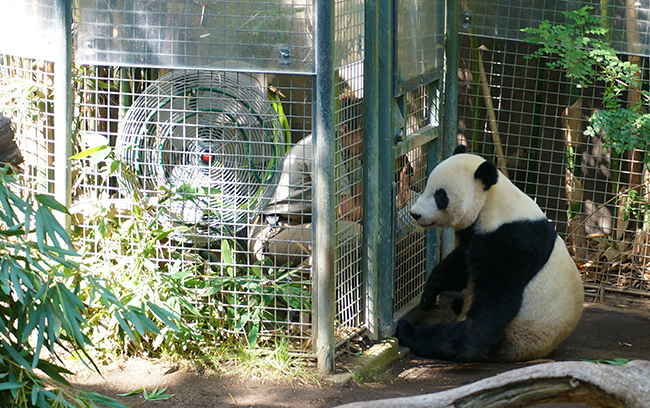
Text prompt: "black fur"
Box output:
[[450, 297, 464, 315], [474, 161, 498, 190], [453, 145, 468, 155], [434, 189, 449, 210], [419, 226, 473, 311], [395, 218, 557, 362]]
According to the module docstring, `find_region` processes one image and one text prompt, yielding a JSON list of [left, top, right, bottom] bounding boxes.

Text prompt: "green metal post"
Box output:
[[375, 0, 396, 339], [441, 0, 459, 256], [363, 0, 383, 340], [443, 0, 458, 155], [54, 0, 73, 229], [312, 0, 336, 373], [363, 0, 379, 340]]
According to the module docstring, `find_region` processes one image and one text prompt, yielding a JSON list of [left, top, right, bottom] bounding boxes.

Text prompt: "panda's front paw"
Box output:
[[420, 292, 438, 311], [394, 318, 416, 347]]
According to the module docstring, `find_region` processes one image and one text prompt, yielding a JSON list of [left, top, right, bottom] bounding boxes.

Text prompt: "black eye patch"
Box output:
[[434, 188, 449, 210]]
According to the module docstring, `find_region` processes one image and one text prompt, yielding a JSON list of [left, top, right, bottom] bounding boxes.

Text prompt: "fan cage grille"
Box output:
[[117, 70, 284, 241]]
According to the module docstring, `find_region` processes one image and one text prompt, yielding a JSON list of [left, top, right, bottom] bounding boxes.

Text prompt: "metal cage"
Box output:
[[8, 0, 650, 374], [0, 0, 450, 371]]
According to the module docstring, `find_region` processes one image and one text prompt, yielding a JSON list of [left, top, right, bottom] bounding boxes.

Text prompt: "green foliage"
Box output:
[[589, 108, 650, 154], [71, 194, 199, 357], [0, 60, 52, 126], [207, 240, 312, 347], [582, 358, 629, 366], [118, 387, 173, 402], [618, 189, 650, 222], [523, 6, 650, 158], [523, 7, 606, 88], [71, 142, 312, 358], [0, 165, 151, 407]]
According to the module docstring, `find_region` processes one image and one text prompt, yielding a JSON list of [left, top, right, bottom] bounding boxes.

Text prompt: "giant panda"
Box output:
[[395, 145, 584, 362]]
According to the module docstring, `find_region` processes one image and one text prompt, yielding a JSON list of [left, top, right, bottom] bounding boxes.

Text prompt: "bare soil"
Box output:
[[71, 301, 650, 408]]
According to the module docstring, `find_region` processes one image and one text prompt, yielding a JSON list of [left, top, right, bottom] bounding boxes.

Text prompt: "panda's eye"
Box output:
[[434, 188, 449, 209]]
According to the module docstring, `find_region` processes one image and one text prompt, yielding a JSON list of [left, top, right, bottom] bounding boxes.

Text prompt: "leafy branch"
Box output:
[[523, 6, 650, 158], [72, 142, 312, 356]]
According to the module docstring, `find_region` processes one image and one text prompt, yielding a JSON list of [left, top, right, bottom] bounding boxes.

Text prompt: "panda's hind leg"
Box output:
[[394, 318, 494, 362], [490, 321, 559, 362]]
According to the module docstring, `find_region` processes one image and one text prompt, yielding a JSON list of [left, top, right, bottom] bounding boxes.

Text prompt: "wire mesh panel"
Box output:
[[394, 86, 441, 312], [462, 0, 650, 57], [0, 57, 56, 195], [394, 147, 428, 312], [0, 1, 59, 194], [458, 0, 650, 300], [333, 0, 364, 338], [334, 67, 364, 334], [75, 0, 314, 73], [73, 66, 315, 349], [69, 0, 329, 352], [390, 0, 446, 316]]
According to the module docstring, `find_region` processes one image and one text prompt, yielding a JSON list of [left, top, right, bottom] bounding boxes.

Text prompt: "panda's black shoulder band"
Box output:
[[453, 145, 468, 155], [474, 161, 498, 190]]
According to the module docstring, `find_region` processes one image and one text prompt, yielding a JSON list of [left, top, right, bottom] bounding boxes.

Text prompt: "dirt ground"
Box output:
[[72, 300, 650, 408]]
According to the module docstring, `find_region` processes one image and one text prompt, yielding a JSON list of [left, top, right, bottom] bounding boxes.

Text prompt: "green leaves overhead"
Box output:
[[523, 6, 650, 159]]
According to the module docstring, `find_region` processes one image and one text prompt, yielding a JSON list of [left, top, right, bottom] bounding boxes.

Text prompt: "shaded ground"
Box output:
[[72, 301, 650, 408]]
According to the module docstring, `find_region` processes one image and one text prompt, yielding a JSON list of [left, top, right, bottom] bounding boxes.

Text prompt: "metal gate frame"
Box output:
[[362, 0, 455, 342], [2, 0, 454, 373]]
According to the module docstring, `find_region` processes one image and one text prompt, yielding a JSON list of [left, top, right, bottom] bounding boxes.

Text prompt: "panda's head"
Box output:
[[410, 145, 499, 231]]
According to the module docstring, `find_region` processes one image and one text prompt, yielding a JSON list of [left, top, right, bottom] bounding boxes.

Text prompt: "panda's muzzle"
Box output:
[[410, 211, 433, 227], [410, 210, 437, 228]]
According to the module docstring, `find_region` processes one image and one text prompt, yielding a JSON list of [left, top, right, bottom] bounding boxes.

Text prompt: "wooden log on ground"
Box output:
[[336, 360, 650, 408]]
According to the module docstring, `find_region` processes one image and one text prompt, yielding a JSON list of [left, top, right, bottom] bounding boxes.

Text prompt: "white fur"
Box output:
[[410, 154, 488, 230], [412, 152, 584, 361], [410, 153, 547, 232], [499, 236, 584, 360]]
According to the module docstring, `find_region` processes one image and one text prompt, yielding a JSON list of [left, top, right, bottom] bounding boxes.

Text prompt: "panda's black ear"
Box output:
[[453, 145, 468, 155], [474, 161, 498, 190]]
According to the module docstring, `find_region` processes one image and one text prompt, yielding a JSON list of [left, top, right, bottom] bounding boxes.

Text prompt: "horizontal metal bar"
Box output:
[[395, 124, 440, 158], [395, 68, 444, 97]]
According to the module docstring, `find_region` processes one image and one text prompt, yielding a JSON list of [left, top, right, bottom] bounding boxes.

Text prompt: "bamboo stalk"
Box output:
[[477, 45, 508, 177]]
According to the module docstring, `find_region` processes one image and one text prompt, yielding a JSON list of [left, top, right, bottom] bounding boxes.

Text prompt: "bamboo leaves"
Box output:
[[0, 166, 175, 407], [205, 239, 312, 347]]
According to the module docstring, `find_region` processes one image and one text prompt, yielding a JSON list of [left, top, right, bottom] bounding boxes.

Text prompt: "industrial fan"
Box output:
[[116, 70, 284, 243]]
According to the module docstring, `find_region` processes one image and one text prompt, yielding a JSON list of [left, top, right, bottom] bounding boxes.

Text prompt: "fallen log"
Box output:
[[336, 360, 650, 408]]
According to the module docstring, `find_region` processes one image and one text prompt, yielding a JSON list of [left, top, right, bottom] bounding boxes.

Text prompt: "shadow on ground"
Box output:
[[72, 300, 650, 408]]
